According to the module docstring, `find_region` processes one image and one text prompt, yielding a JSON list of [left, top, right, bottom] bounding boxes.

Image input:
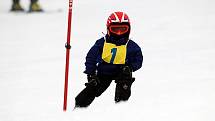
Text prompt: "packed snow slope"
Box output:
[[0, 0, 215, 121]]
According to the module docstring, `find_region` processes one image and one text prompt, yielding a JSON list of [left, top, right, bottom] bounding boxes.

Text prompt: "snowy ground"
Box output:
[[0, 0, 215, 121]]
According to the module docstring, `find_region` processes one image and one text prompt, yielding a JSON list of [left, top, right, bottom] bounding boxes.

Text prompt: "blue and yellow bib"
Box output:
[[102, 38, 127, 64]]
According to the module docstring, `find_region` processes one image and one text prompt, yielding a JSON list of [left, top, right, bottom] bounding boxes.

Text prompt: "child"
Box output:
[[75, 11, 143, 107], [11, 0, 43, 12]]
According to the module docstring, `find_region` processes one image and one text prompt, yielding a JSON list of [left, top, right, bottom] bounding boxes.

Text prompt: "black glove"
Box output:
[[120, 65, 132, 80], [85, 74, 99, 87]]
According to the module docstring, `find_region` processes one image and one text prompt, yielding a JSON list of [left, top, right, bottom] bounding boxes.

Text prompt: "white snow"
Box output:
[[0, 0, 215, 121]]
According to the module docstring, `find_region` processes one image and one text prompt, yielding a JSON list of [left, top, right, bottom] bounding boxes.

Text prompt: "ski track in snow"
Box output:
[[0, 0, 215, 121]]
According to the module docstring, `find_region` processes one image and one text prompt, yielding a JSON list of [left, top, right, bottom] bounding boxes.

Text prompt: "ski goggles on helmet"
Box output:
[[109, 25, 129, 35]]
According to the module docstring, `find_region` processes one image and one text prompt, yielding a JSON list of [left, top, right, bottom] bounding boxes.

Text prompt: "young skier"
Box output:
[[75, 11, 143, 107]]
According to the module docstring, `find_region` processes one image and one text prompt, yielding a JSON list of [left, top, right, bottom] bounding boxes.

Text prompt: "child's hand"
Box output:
[[85, 74, 100, 87]]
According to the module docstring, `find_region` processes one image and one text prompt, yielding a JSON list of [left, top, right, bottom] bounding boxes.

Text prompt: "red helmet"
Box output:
[[106, 12, 131, 37]]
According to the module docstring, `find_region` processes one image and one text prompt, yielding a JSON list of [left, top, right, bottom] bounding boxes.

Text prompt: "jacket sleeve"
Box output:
[[127, 41, 143, 72], [84, 39, 104, 75]]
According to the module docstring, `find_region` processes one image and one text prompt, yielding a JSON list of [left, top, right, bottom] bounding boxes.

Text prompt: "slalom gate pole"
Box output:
[[63, 0, 73, 111]]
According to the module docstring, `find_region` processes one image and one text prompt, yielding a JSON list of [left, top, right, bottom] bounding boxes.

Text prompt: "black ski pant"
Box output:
[[75, 76, 134, 107]]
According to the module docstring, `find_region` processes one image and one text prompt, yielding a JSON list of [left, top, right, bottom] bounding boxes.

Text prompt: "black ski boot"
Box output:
[[11, 0, 24, 12], [29, 1, 43, 12]]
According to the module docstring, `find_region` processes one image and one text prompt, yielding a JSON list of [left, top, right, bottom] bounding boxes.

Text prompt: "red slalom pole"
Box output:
[[63, 0, 73, 111]]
